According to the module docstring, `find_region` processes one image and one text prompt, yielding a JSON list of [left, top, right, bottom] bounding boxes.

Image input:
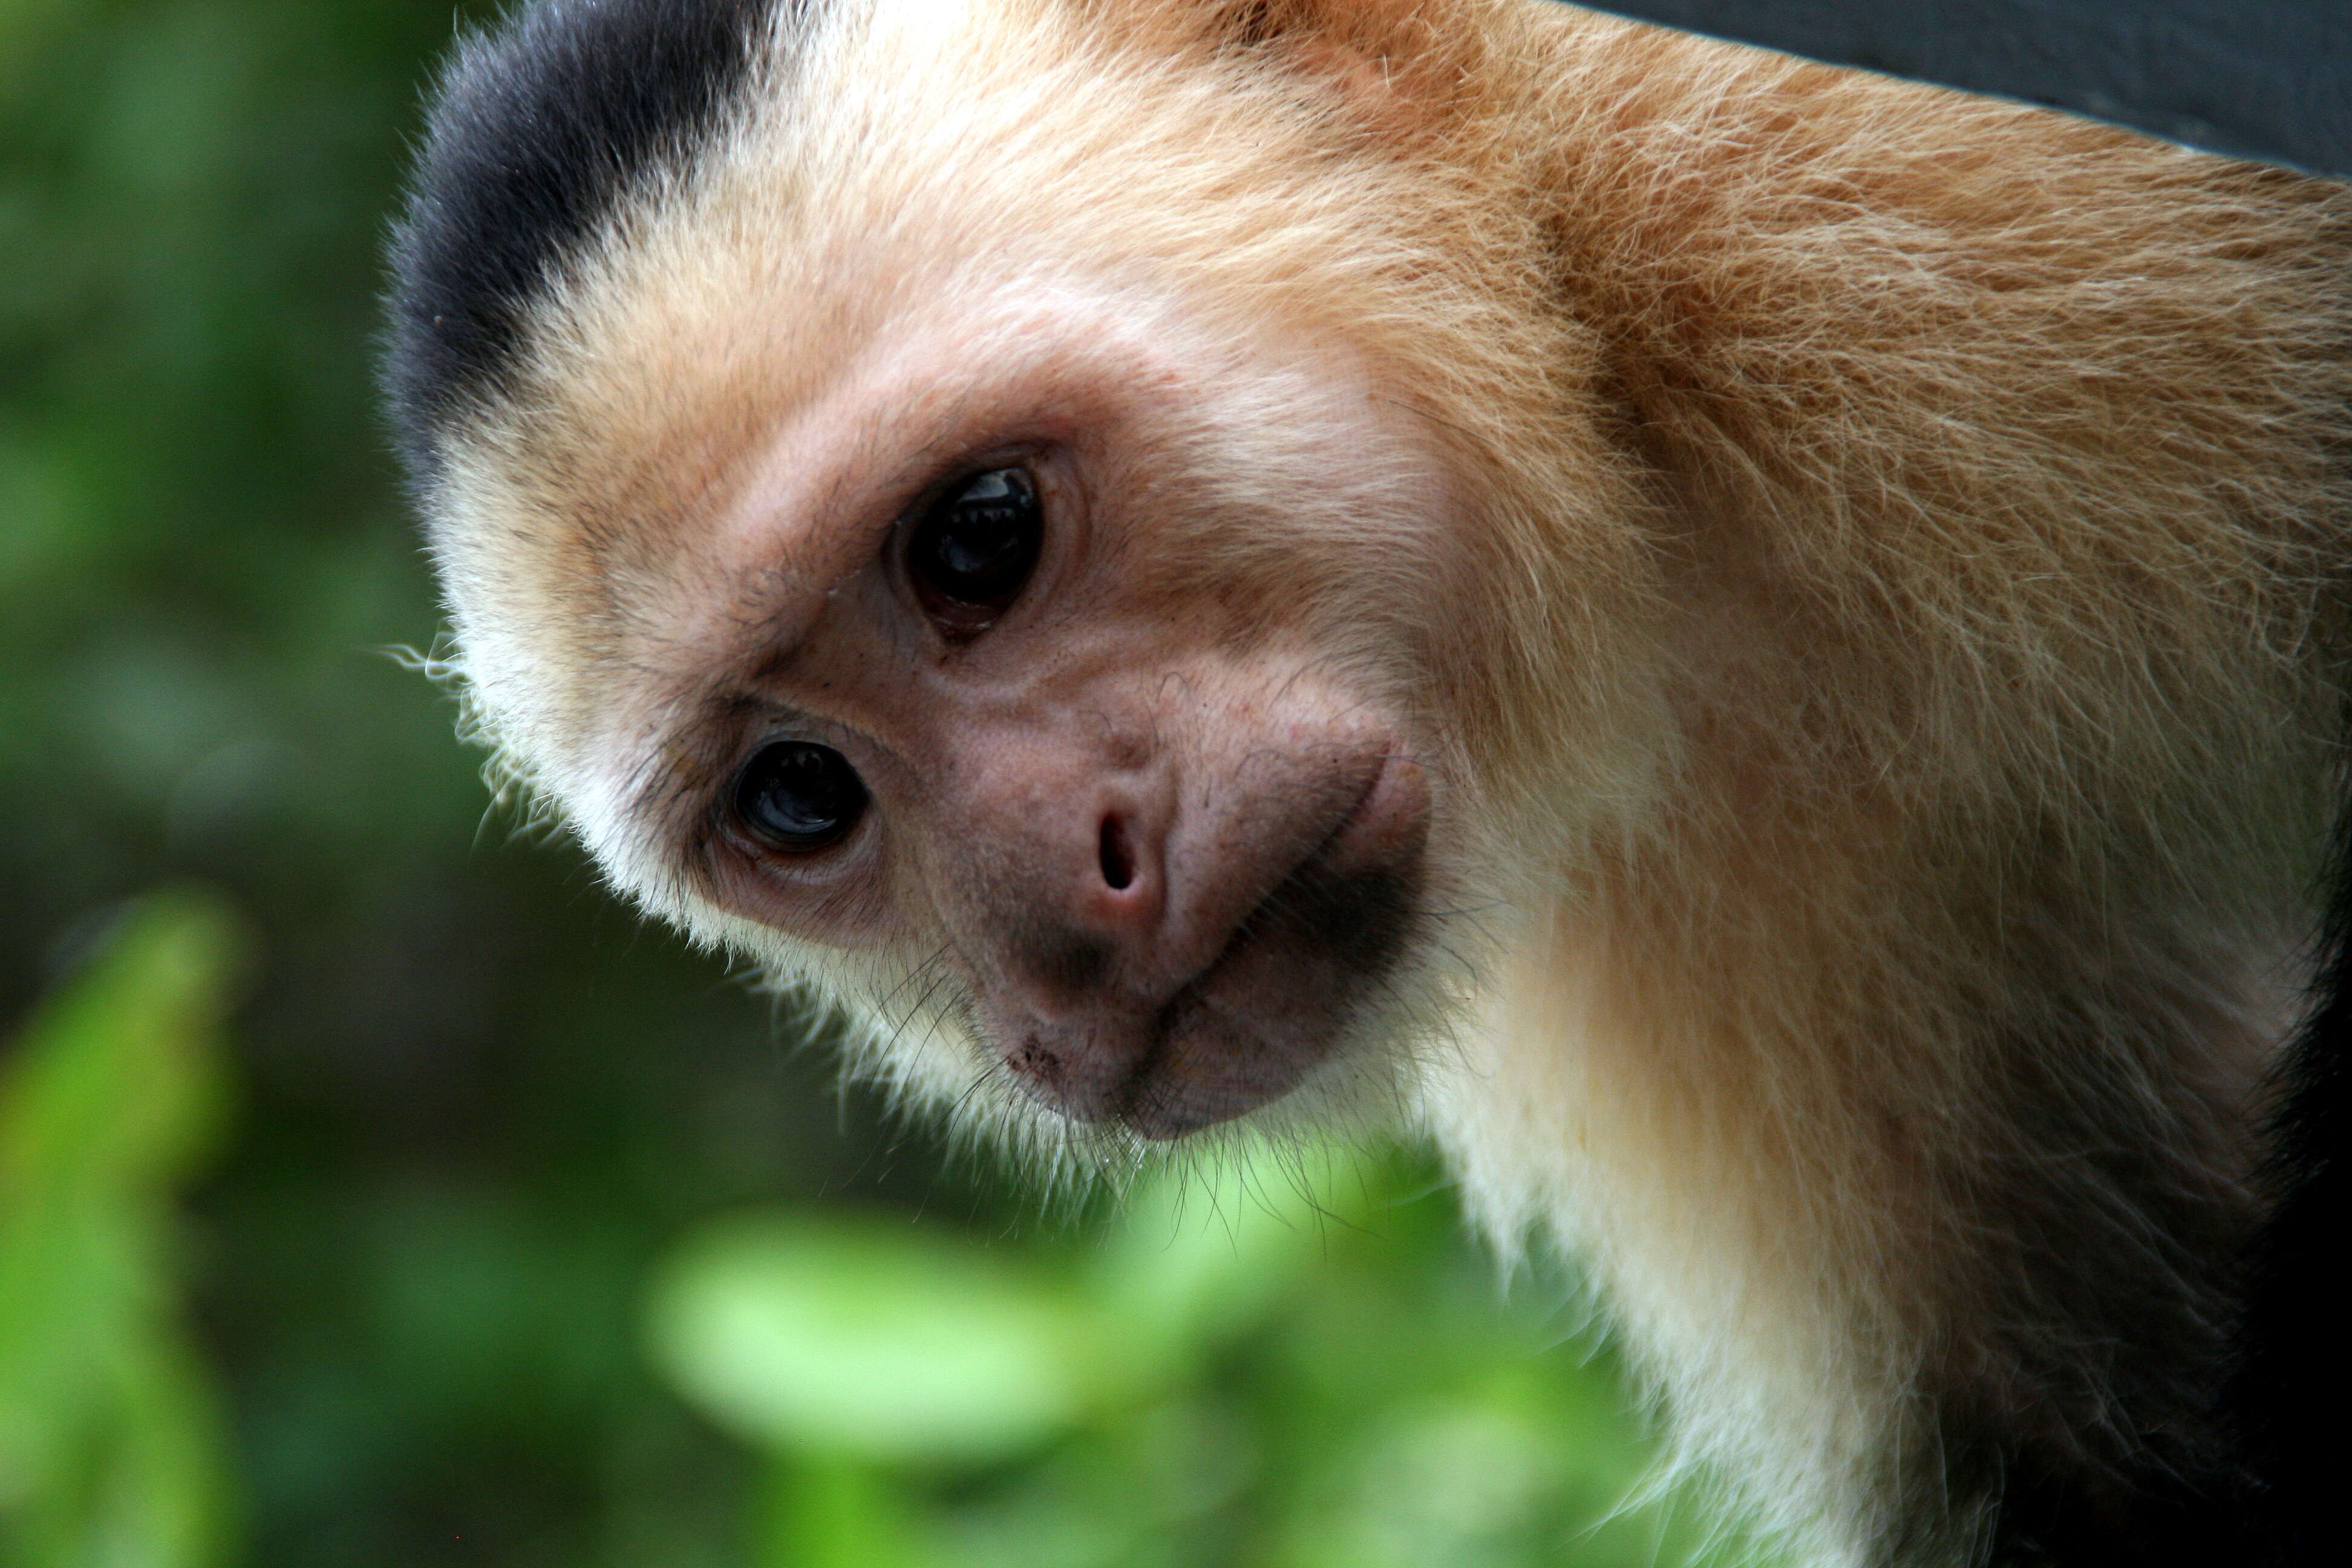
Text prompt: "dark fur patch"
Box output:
[[2228, 773, 2352, 1565], [382, 0, 806, 475], [1243, 853, 1421, 984]]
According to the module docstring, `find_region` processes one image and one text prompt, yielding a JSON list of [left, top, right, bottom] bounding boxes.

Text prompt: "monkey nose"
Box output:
[[989, 811, 1168, 1022], [1082, 811, 1164, 935]]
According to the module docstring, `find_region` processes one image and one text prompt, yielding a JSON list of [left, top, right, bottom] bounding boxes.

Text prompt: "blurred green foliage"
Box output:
[[650, 1152, 1769, 1568], [1, 3, 1769, 1566], [0, 893, 244, 1568]]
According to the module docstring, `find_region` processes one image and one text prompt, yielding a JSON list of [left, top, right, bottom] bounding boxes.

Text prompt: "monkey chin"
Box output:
[[991, 748, 1432, 1142]]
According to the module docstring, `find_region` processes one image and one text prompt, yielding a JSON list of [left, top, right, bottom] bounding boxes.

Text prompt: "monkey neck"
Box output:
[[1438, 790, 2295, 1563]]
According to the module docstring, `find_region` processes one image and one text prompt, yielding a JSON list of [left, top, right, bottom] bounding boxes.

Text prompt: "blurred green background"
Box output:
[[0, 4, 1769, 1566]]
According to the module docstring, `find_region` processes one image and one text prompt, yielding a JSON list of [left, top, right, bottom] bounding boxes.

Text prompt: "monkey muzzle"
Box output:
[[965, 746, 1431, 1139]]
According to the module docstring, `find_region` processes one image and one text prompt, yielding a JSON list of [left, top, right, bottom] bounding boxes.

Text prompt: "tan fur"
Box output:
[[417, 2, 2352, 1563]]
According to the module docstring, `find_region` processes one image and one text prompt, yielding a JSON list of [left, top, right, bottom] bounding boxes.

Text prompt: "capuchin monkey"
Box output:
[[381, 1, 2352, 1563]]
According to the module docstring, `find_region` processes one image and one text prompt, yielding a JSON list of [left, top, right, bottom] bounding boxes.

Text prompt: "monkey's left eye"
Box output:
[[906, 466, 1042, 632], [731, 742, 867, 852]]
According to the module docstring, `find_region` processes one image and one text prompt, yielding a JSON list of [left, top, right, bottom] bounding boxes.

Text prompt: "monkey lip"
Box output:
[[1003, 747, 1430, 1140]]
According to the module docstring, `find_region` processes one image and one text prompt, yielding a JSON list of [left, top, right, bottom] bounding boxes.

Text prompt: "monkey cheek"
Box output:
[[1318, 746, 1430, 878]]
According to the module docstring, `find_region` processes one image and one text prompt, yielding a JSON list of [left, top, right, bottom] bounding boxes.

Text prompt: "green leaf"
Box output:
[[647, 1215, 1097, 1466], [0, 891, 246, 1568]]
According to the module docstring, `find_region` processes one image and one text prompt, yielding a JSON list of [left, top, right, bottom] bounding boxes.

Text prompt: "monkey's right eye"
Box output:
[[906, 466, 1042, 635], [731, 742, 867, 852]]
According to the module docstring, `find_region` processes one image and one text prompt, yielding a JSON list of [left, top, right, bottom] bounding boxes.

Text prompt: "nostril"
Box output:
[[1098, 815, 1135, 891]]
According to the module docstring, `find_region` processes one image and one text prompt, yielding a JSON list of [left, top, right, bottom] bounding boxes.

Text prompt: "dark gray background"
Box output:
[[1592, 2, 2352, 177]]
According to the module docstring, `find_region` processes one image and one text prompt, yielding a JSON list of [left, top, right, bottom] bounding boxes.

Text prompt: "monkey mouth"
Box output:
[[1121, 855, 1423, 1138], [999, 750, 1430, 1140]]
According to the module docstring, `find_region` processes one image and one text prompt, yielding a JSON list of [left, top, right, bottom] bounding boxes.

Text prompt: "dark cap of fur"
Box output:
[[381, 0, 802, 477]]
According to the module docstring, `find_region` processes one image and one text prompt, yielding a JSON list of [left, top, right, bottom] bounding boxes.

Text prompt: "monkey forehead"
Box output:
[[501, 0, 1462, 417], [601, 283, 1247, 683]]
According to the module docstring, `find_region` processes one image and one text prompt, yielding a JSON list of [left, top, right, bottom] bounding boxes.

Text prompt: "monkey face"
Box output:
[[430, 274, 1478, 1140], [680, 381, 1443, 1138]]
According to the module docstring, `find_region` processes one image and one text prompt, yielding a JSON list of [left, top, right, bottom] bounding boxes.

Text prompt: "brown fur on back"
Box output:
[[1419, 8, 2351, 1560]]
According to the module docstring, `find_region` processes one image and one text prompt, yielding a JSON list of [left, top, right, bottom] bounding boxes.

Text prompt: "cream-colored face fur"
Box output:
[[404, 0, 2352, 1563]]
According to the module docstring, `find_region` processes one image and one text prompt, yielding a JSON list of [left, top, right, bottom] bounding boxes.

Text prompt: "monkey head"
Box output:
[[390, 0, 1665, 1146]]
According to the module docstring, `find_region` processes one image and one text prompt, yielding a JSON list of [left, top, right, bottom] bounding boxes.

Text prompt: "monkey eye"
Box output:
[[731, 741, 867, 852], [906, 466, 1042, 633]]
